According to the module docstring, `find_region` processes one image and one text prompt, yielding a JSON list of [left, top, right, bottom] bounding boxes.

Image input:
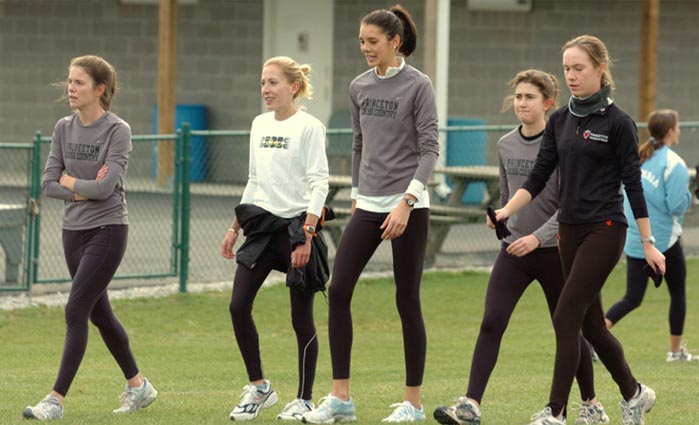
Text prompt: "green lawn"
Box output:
[[1, 260, 698, 424]]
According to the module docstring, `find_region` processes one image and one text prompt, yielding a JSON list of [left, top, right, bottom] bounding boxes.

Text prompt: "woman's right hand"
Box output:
[[221, 230, 239, 259], [644, 244, 666, 275], [351, 199, 356, 215]]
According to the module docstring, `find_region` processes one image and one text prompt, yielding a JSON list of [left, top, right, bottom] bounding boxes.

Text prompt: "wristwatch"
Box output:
[[403, 197, 415, 208], [641, 235, 656, 245], [303, 224, 316, 234]]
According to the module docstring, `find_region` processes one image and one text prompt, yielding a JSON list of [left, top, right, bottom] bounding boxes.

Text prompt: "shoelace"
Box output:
[[619, 400, 635, 425], [530, 407, 553, 421], [240, 385, 262, 403], [386, 403, 414, 420], [119, 389, 139, 409], [570, 402, 594, 424], [34, 398, 61, 417]]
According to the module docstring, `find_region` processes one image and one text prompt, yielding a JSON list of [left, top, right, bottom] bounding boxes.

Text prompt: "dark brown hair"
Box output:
[[67, 55, 118, 110], [639, 109, 679, 163], [361, 4, 418, 56]]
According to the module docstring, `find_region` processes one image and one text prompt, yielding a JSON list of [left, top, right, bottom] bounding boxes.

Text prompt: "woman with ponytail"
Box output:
[[221, 56, 329, 421], [434, 69, 609, 425], [605, 109, 695, 362], [491, 35, 665, 425], [304, 4, 438, 423]]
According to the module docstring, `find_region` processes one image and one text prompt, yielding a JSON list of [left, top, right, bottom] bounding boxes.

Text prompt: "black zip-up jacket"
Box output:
[[235, 203, 330, 294], [522, 103, 648, 226]]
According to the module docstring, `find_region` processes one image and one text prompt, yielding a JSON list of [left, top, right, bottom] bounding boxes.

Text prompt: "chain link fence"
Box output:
[[1, 123, 698, 291]]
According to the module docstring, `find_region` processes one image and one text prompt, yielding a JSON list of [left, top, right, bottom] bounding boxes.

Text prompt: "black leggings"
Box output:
[[548, 222, 638, 416], [606, 240, 686, 335], [466, 246, 595, 405], [54, 225, 137, 396], [230, 228, 317, 400], [328, 208, 429, 387]]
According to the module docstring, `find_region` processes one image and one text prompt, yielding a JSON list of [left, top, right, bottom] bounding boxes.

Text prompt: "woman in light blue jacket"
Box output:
[[605, 109, 696, 362]]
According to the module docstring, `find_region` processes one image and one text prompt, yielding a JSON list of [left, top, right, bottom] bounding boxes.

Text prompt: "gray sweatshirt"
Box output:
[[497, 127, 559, 248], [349, 64, 439, 195], [42, 112, 131, 230]]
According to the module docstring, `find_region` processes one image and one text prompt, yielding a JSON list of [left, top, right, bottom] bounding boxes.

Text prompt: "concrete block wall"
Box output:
[[1, 0, 697, 167]]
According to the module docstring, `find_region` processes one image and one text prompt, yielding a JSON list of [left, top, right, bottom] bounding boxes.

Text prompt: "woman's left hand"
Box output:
[[291, 238, 312, 268], [380, 203, 411, 240], [505, 234, 540, 257], [644, 244, 666, 275]]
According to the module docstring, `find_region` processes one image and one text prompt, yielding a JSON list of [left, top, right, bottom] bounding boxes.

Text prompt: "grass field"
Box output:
[[1, 260, 698, 424]]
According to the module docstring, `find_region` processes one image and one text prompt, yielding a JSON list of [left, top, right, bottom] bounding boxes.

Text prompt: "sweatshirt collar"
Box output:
[[375, 56, 405, 79], [568, 84, 614, 117]]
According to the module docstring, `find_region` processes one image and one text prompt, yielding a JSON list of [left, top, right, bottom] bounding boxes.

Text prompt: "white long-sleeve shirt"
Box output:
[[240, 110, 329, 218]]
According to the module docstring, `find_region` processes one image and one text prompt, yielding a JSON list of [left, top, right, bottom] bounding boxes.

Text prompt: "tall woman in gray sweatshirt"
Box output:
[[304, 5, 438, 424], [24, 55, 156, 421]]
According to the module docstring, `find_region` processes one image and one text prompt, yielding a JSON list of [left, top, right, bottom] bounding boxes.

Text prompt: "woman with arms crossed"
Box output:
[[24, 55, 157, 420]]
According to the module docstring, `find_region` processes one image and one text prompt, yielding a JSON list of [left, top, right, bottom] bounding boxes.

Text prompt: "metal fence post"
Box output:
[[179, 124, 191, 293], [26, 131, 43, 290]]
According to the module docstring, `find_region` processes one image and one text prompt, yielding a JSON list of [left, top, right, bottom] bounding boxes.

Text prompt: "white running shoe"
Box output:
[[619, 383, 655, 425], [382, 401, 426, 422], [113, 378, 158, 413], [573, 401, 609, 424], [302, 394, 356, 423], [229, 380, 278, 420], [23, 394, 64, 420], [278, 398, 314, 421]]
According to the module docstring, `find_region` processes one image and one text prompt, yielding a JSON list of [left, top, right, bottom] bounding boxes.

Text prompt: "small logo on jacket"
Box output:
[[582, 129, 608, 143]]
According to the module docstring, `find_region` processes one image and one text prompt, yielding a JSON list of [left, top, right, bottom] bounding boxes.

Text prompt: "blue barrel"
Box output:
[[446, 117, 487, 204], [153, 104, 207, 182]]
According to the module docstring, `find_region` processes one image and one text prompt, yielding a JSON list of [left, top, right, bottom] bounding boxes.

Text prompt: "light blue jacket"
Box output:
[[624, 145, 692, 258]]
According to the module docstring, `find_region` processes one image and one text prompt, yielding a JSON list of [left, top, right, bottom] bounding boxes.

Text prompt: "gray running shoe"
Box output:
[[113, 378, 158, 414], [433, 396, 481, 425], [229, 380, 278, 421], [529, 407, 566, 425], [23, 394, 64, 420], [666, 341, 699, 362], [573, 401, 609, 424], [619, 384, 655, 425]]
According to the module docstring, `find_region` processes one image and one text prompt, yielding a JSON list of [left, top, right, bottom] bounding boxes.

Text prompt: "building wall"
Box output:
[[1, 0, 697, 155]]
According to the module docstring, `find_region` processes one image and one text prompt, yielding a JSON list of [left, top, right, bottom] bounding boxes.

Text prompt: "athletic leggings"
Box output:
[[606, 240, 686, 335], [328, 208, 429, 387], [53, 225, 137, 396], [548, 222, 638, 416], [466, 246, 595, 405], [229, 228, 317, 400]]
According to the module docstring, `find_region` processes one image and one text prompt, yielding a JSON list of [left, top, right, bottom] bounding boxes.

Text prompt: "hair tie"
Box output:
[[650, 137, 658, 145]]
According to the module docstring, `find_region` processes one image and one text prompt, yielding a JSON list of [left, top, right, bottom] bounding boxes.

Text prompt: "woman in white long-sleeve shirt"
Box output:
[[220, 56, 329, 422]]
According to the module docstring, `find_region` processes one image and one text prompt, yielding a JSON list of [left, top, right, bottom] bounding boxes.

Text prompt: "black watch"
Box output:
[[403, 197, 415, 208]]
